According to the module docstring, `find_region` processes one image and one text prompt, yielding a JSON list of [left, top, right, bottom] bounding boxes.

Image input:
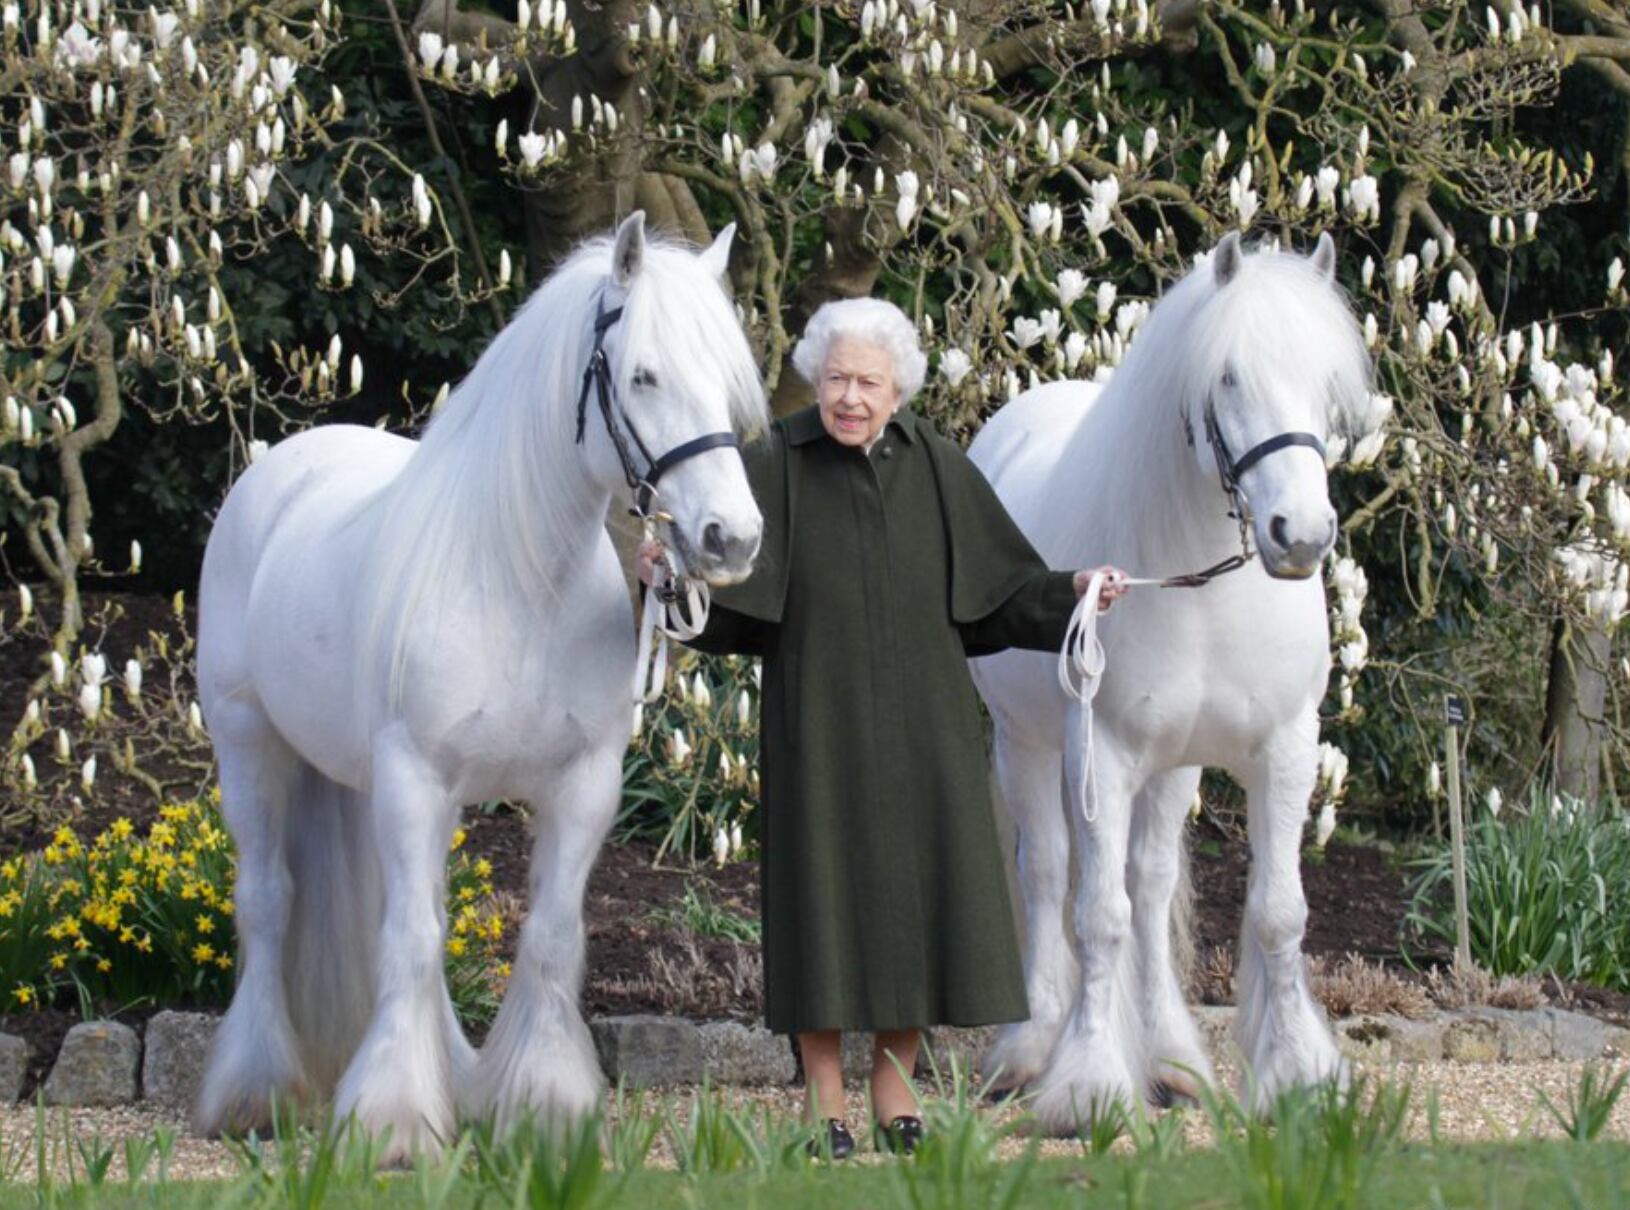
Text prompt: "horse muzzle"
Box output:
[[674, 517, 762, 586], [1258, 511, 1336, 580]]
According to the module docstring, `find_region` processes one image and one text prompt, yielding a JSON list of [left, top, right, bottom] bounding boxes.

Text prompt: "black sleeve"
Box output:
[[957, 571, 1078, 657], [675, 598, 773, 657]]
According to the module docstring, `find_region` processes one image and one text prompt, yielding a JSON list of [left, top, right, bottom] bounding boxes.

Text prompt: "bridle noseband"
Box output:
[[575, 297, 741, 520], [1174, 399, 1327, 586]]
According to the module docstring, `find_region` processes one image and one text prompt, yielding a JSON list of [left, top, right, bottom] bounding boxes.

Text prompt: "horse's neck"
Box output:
[[1055, 378, 1240, 577]]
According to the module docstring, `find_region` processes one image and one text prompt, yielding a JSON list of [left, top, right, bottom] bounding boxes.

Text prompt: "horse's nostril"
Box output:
[[702, 521, 726, 560], [1270, 515, 1290, 550]]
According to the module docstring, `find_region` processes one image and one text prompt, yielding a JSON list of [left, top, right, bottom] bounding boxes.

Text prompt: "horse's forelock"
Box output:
[[1182, 246, 1371, 438], [609, 239, 769, 439]]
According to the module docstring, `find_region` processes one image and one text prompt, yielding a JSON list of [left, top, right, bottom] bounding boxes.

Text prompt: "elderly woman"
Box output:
[[640, 298, 1124, 1158]]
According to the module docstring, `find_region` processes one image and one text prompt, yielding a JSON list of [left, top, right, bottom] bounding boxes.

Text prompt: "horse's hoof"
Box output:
[[985, 1083, 1027, 1105], [1148, 1079, 1199, 1110]]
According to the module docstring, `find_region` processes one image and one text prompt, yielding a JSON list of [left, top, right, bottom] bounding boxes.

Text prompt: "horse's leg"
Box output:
[[1127, 767, 1214, 1103], [462, 742, 620, 1133], [194, 702, 309, 1136], [1234, 717, 1344, 1112], [333, 727, 459, 1163], [980, 723, 1075, 1093], [1029, 719, 1141, 1135]]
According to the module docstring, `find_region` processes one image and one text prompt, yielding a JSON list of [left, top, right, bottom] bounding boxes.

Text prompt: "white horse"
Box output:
[[969, 233, 1374, 1130], [193, 213, 766, 1160]]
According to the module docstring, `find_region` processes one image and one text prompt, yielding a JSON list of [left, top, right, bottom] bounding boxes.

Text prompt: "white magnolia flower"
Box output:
[[78, 682, 101, 721], [1486, 787, 1503, 818], [1314, 800, 1337, 848], [1055, 269, 1088, 308], [1026, 201, 1056, 240], [1095, 280, 1117, 318], [1314, 165, 1340, 209], [417, 31, 444, 71], [1347, 174, 1380, 221], [938, 348, 973, 387], [518, 131, 547, 168], [81, 755, 96, 791], [124, 659, 143, 699], [1008, 317, 1044, 350]]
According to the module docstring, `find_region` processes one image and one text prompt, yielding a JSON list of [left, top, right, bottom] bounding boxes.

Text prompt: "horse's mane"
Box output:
[[352, 232, 767, 722], [1034, 242, 1371, 569]]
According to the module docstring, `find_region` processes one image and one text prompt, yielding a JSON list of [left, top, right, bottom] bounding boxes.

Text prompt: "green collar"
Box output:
[[783, 404, 919, 447]]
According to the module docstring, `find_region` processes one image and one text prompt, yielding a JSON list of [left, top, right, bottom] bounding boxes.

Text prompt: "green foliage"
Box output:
[[660, 1080, 810, 1176], [1537, 1064, 1629, 1144], [648, 883, 761, 944], [620, 651, 762, 864], [469, 1110, 618, 1210], [894, 1052, 1041, 1210], [1200, 1077, 1415, 1210], [1405, 793, 1630, 991]]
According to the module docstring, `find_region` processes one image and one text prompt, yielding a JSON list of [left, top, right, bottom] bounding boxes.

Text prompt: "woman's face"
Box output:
[[818, 336, 900, 448]]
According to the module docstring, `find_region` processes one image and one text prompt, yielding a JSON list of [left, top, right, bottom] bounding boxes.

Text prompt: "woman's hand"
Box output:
[[1073, 566, 1129, 612], [637, 538, 667, 588]]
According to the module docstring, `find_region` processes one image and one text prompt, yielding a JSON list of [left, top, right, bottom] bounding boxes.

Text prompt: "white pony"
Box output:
[[193, 213, 767, 1161], [969, 233, 1374, 1130]]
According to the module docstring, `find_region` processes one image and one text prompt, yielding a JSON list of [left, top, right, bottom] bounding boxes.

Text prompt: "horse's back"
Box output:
[[968, 381, 1100, 541]]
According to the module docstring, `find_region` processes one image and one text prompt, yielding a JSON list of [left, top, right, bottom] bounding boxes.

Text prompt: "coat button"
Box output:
[[880, 444, 893, 458]]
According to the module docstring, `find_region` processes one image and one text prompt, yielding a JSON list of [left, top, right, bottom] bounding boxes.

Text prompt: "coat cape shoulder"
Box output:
[[714, 405, 1053, 625]]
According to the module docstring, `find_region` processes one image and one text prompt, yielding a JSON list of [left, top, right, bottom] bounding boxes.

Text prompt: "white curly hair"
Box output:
[[791, 298, 929, 404]]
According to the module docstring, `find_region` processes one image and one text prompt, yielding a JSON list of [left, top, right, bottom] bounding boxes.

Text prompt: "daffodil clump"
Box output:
[[2, 795, 510, 1025], [443, 826, 511, 1030], [624, 650, 761, 866]]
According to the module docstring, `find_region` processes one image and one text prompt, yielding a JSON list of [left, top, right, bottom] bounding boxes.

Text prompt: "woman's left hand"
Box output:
[[1073, 566, 1129, 612]]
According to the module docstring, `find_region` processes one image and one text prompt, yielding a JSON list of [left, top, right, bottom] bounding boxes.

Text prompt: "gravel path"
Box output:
[[0, 1056, 1624, 1183]]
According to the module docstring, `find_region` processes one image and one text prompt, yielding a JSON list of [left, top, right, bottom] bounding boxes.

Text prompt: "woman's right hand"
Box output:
[[637, 538, 667, 587]]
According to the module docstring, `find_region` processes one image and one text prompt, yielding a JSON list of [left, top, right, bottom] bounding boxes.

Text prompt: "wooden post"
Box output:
[[1444, 694, 1472, 975]]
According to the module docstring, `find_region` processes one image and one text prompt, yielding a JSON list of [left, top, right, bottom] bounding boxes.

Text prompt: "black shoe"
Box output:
[[806, 1118, 855, 1160], [875, 1114, 925, 1156]]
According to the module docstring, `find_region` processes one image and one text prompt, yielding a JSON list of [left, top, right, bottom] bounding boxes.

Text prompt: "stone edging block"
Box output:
[[43, 1020, 140, 1107], [0, 1001, 1621, 1110]]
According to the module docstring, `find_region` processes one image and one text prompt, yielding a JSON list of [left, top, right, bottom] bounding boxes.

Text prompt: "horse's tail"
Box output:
[[282, 762, 381, 1094]]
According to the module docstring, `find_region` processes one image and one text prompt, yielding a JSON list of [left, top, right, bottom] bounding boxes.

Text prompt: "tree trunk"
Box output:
[[1542, 615, 1612, 802]]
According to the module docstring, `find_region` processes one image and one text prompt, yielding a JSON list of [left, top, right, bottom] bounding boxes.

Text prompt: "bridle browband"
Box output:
[[1169, 399, 1326, 587], [575, 297, 741, 519]]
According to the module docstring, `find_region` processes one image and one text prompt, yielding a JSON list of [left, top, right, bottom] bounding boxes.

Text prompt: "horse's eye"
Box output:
[[1221, 368, 1237, 389], [632, 367, 658, 389]]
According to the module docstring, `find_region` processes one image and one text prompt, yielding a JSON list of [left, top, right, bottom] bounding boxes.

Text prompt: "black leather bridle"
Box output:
[[575, 298, 741, 519], [1171, 399, 1326, 586]]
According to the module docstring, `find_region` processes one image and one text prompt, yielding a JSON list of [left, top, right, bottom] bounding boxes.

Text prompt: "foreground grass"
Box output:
[[0, 1143, 1623, 1209], [0, 1062, 1623, 1208]]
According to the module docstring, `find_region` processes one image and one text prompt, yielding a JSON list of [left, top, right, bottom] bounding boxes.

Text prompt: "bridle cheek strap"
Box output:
[[575, 297, 741, 520]]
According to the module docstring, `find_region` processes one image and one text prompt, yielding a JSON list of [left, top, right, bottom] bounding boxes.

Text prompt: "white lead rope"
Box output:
[[1056, 570, 1164, 824], [632, 543, 711, 731]]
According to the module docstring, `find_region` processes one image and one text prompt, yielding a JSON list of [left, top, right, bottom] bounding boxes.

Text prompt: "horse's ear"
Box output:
[[699, 222, 736, 283], [1212, 231, 1243, 287], [612, 210, 647, 286], [1310, 231, 1337, 281]]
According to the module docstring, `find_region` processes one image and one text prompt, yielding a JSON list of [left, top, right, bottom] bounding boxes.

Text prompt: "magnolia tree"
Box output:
[[410, 0, 1629, 823], [0, 0, 496, 811]]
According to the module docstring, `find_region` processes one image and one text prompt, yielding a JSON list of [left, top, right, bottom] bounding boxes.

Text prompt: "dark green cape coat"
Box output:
[[688, 404, 1077, 1034]]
